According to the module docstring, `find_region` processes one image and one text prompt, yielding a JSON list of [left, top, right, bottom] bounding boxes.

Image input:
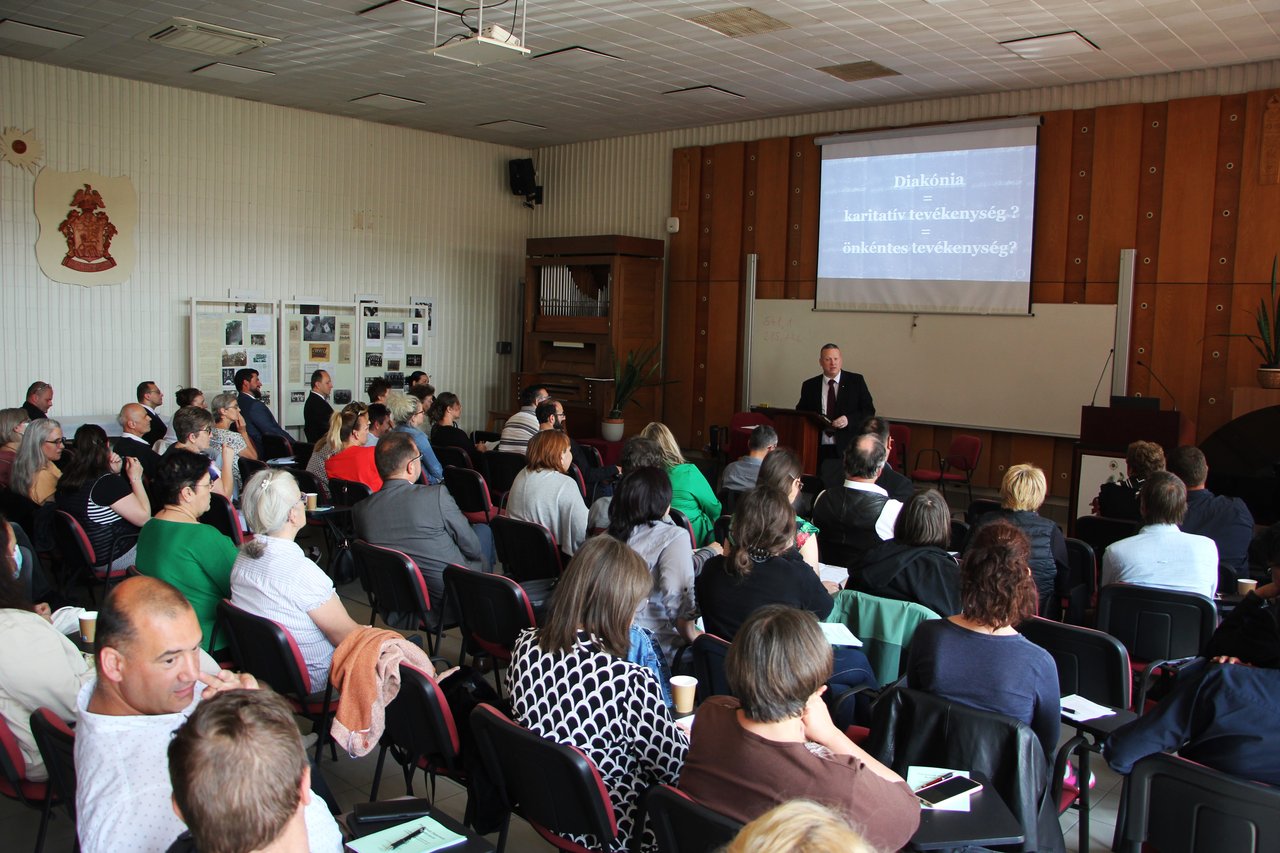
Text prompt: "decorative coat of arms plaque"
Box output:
[[34, 169, 137, 286]]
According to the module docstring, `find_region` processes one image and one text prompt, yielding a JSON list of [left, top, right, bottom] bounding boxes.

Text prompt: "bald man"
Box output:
[[113, 403, 163, 480], [74, 577, 342, 853]]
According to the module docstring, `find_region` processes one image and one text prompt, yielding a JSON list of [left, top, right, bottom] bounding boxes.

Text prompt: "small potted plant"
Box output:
[[602, 344, 664, 441], [1219, 255, 1280, 389]]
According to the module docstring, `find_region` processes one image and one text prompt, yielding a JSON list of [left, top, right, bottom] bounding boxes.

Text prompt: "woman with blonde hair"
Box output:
[[507, 536, 688, 853], [11, 418, 64, 504], [323, 408, 381, 493], [725, 801, 876, 853], [639, 422, 721, 547], [305, 403, 365, 500], [507, 430, 588, 557], [975, 462, 1066, 615], [0, 408, 30, 490], [387, 390, 444, 485]]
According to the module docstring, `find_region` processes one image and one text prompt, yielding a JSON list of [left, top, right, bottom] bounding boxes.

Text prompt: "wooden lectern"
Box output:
[[751, 407, 830, 476]]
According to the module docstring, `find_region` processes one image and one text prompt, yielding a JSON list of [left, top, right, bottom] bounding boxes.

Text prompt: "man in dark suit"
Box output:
[[821, 415, 913, 502], [797, 343, 875, 465], [302, 369, 334, 443], [137, 381, 167, 444], [22, 381, 52, 421], [234, 368, 292, 456], [1168, 445, 1254, 577], [113, 403, 163, 480]]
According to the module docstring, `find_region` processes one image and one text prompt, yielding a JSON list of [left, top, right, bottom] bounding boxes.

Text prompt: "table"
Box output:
[[909, 772, 1024, 850], [346, 799, 494, 852], [66, 630, 94, 655]]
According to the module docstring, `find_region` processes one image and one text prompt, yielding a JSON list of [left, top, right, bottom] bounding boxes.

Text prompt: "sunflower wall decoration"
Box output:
[[0, 127, 45, 174]]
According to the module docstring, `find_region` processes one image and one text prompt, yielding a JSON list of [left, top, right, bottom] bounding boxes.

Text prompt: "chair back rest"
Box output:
[[566, 463, 588, 502], [491, 516, 562, 583], [470, 703, 617, 846], [261, 434, 293, 460], [888, 423, 911, 471], [432, 445, 473, 470], [29, 708, 76, 820], [640, 784, 744, 853], [287, 467, 325, 502], [826, 590, 939, 684], [1019, 616, 1131, 709], [53, 509, 97, 568], [1096, 584, 1217, 664], [716, 489, 744, 515], [727, 412, 774, 460], [238, 456, 269, 485], [444, 565, 535, 662], [486, 453, 528, 497], [966, 498, 1002, 527], [198, 492, 244, 547], [0, 714, 30, 796], [949, 518, 970, 552], [867, 687, 1053, 853], [444, 466, 496, 523], [216, 599, 312, 698], [1061, 536, 1098, 624], [947, 434, 982, 470], [1074, 515, 1141, 562], [351, 541, 432, 627], [690, 634, 732, 703], [1119, 753, 1280, 853], [667, 508, 697, 549], [290, 441, 314, 470], [383, 663, 463, 776], [329, 477, 373, 506]]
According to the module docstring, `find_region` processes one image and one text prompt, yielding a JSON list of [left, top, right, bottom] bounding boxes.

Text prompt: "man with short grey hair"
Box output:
[[22, 382, 52, 421], [811, 435, 903, 568]]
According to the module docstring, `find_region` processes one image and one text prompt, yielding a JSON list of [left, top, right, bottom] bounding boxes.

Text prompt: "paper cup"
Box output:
[[305, 492, 318, 511], [1238, 578, 1258, 596], [80, 611, 98, 643], [670, 675, 698, 715]]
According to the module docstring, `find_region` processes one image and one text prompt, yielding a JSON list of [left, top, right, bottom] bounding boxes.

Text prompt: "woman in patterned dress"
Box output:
[[506, 535, 688, 852]]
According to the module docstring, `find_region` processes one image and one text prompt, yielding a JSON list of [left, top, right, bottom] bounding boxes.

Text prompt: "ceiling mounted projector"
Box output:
[[426, 1, 531, 66]]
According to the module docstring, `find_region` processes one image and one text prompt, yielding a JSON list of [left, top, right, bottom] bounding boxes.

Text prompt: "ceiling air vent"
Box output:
[[818, 61, 901, 83], [687, 8, 790, 38], [141, 18, 280, 57]]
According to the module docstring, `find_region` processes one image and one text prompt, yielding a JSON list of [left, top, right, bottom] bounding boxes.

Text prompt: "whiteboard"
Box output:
[[748, 301, 1116, 437]]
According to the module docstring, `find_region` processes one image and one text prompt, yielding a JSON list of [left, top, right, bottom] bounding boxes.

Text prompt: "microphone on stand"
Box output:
[[1136, 360, 1179, 411], [1090, 348, 1115, 407]]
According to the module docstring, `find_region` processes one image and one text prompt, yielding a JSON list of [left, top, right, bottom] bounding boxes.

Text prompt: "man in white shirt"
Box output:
[[74, 576, 342, 853], [496, 384, 548, 455], [810, 435, 903, 568], [1101, 471, 1219, 599]]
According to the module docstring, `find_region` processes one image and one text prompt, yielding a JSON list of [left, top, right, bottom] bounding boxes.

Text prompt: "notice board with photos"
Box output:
[[189, 298, 281, 424], [356, 301, 433, 401], [280, 302, 360, 432]]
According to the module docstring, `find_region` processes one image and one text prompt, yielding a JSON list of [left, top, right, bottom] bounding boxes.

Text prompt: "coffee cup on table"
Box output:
[[80, 611, 98, 643], [1238, 578, 1258, 596], [670, 675, 698, 715], [305, 492, 318, 511]]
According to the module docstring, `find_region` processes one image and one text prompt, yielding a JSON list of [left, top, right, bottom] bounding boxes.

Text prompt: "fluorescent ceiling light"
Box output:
[[1000, 30, 1099, 60], [476, 119, 545, 132], [532, 47, 622, 70], [358, 1, 463, 27], [662, 85, 745, 104], [429, 32, 530, 66], [350, 93, 426, 109], [0, 19, 83, 49], [191, 62, 275, 83]]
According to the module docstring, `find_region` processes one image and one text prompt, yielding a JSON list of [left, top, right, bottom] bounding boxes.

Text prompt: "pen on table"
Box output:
[[916, 771, 955, 790], [387, 825, 425, 850]]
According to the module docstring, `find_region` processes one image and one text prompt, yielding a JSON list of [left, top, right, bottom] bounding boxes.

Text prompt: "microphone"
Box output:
[[1136, 360, 1179, 411], [1090, 348, 1114, 407]]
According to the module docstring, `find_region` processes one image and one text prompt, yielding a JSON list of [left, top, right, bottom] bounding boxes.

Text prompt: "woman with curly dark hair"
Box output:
[[906, 519, 1060, 757]]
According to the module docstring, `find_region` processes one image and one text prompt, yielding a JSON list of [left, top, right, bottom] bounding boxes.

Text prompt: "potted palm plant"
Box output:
[[602, 344, 664, 441], [1219, 255, 1280, 389]]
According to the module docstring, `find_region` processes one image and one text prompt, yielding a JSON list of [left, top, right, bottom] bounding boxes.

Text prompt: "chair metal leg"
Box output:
[[33, 790, 53, 853], [369, 744, 387, 801]]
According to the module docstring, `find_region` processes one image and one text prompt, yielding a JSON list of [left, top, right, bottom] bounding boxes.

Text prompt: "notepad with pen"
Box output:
[[344, 814, 466, 853]]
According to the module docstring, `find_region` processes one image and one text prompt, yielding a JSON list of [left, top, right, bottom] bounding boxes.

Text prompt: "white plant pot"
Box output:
[[601, 419, 625, 442]]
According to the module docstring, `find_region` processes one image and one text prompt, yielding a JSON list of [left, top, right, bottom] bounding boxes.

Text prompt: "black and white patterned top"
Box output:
[[506, 628, 688, 852]]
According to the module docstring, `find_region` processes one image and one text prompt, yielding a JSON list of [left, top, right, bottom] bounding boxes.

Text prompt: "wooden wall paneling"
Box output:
[[785, 135, 820, 299], [968, 428, 996, 490], [704, 279, 744, 436], [904, 423, 936, 474], [663, 280, 698, 446], [1155, 97, 1222, 283], [1010, 434, 1057, 476], [669, 147, 701, 282], [986, 431, 1015, 492], [1234, 89, 1280, 281], [1031, 110, 1073, 303], [1051, 437, 1075, 499], [746, 137, 791, 296], [1063, 109, 1096, 304], [707, 142, 746, 283], [1197, 94, 1248, 439], [1129, 102, 1169, 397], [1085, 103, 1144, 303]]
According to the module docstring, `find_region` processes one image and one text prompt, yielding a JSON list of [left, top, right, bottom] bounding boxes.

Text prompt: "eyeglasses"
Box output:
[[200, 427, 213, 435], [191, 481, 214, 491], [44, 438, 65, 446]]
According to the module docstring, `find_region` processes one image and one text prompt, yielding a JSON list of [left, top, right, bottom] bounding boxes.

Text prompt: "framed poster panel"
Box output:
[[189, 298, 281, 426], [281, 302, 360, 432]]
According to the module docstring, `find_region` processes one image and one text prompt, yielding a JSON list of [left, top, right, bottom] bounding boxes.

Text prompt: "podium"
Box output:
[[751, 407, 829, 476]]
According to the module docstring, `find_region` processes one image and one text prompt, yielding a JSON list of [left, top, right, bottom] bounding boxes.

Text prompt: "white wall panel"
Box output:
[[0, 56, 530, 422]]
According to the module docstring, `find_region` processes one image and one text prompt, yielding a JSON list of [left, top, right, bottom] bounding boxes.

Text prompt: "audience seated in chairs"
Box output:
[[306, 403, 363, 501], [428, 392, 491, 463], [495, 383, 547, 456], [907, 520, 1061, 759], [323, 408, 382, 494], [506, 536, 688, 853], [1167, 445, 1255, 578], [821, 416, 914, 503], [588, 436, 666, 532], [74, 576, 342, 853], [165, 688, 322, 853], [113, 404, 164, 482], [606, 467, 703, 666], [719, 424, 776, 492], [971, 463, 1067, 616], [12, 418, 64, 505], [1094, 440, 1165, 522], [724, 800, 876, 853], [364, 402, 393, 446], [135, 450, 237, 657], [811, 434, 902, 569], [851, 488, 961, 616], [679, 604, 919, 852], [208, 392, 259, 500], [54, 425, 150, 573], [641, 422, 722, 548], [0, 514, 92, 783], [168, 406, 235, 502], [507, 430, 588, 559], [757, 448, 821, 571], [387, 391, 444, 485], [231, 468, 360, 691], [352, 432, 492, 624], [0, 408, 28, 491]]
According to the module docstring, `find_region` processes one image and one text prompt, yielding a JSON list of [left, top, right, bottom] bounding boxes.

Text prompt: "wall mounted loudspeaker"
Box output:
[[508, 158, 543, 207]]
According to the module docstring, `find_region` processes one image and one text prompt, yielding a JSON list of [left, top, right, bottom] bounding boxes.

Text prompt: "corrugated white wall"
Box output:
[[532, 59, 1280, 242], [0, 56, 531, 421]]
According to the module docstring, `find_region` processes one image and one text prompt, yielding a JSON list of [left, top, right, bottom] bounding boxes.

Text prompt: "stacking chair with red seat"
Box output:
[[690, 633, 732, 704], [666, 508, 697, 549], [726, 411, 774, 462], [637, 784, 743, 853], [261, 434, 294, 461], [444, 466, 499, 525], [432, 444, 474, 471], [887, 422, 911, 471], [29, 708, 77, 849], [0, 715, 59, 853], [484, 453, 528, 505], [444, 565, 536, 698], [216, 599, 337, 762], [490, 515, 562, 610], [471, 703, 619, 853], [351, 540, 448, 657], [51, 510, 133, 603], [909, 434, 982, 504], [198, 492, 245, 546]]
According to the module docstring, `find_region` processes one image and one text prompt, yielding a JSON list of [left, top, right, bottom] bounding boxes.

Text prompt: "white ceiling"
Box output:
[[1, 1, 1277, 148]]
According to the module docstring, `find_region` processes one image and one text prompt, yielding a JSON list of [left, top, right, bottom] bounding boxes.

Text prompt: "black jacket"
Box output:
[[850, 540, 961, 616], [303, 391, 334, 443], [796, 369, 874, 454]]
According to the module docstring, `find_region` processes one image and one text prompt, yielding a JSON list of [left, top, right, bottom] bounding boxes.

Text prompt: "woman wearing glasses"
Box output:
[[11, 418, 64, 504], [169, 406, 235, 501], [135, 450, 237, 657], [0, 408, 29, 491], [209, 392, 259, 499]]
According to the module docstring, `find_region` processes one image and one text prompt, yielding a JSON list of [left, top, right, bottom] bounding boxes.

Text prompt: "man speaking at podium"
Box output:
[[797, 343, 875, 465]]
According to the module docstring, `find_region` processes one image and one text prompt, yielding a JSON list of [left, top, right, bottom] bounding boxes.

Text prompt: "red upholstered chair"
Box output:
[[470, 703, 618, 853], [216, 599, 337, 762], [432, 444, 474, 471], [444, 466, 499, 525], [727, 412, 774, 461], [29, 708, 78, 849], [51, 509, 132, 603], [0, 714, 60, 853], [351, 541, 448, 658], [909, 434, 983, 504], [485, 453, 528, 505], [666, 508, 697, 550], [444, 565, 537, 697]]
